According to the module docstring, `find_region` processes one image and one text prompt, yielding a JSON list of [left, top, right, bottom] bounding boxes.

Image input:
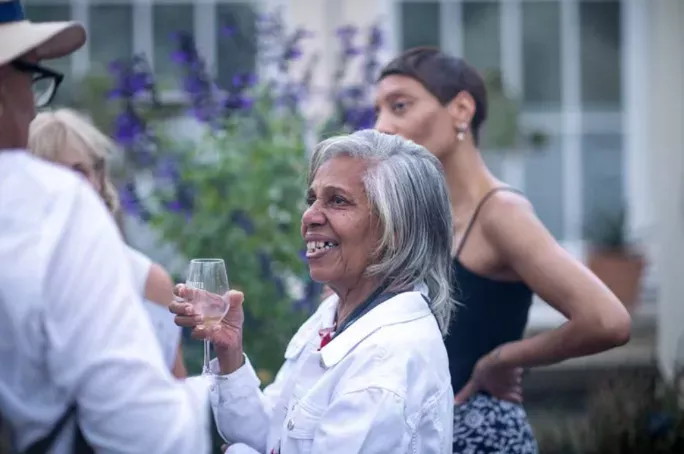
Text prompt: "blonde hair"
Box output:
[[29, 108, 120, 213]]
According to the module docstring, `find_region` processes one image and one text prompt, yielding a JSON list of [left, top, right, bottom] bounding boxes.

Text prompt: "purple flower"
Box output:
[[283, 46, 302, 62], [108, 55, 155, 101], [222, 26, 236, 38], [336, 25, 357, 41], [119, 182, 150, 221], [256, 9, 285, 39], [336, 25, 360, 57], [368, 24, 383, 51], [172, 32, 225, 125], [155, 156, 181, 184], [343, 105, 376, 131], [232, 72, 257, 89], [165, 199, 184, 212], [175, 184, 195, 213], [108, 55, 159, 170], [224, 93, 254, 111], [339, 86, 365, 101], [279, 28, 312, 69], [114, 109, 145, 146]]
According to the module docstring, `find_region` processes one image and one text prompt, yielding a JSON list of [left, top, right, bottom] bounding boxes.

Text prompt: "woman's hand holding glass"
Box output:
[[170, 285, 246, 374]]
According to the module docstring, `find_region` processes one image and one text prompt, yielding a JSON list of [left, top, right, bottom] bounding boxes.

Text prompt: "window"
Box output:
[[525, 133, 565, 240], [392, 0, 628, 243], [89, 4, 133, 72], [153, 3, 194, 90], [582, 133, 624, 225], [580, 0, 622, 108], [522, 1, 561, 108], [216, 3, 257, 88], [462, 1, 500, 73], [481, 152, 504, 183], [399, 1, 440, 49]]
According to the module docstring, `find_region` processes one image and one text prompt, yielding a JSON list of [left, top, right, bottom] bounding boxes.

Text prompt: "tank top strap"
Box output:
[[454, 187, 525, 259]]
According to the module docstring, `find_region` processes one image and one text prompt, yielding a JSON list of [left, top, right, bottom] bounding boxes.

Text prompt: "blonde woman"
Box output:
[[28, 108, 187, 378]]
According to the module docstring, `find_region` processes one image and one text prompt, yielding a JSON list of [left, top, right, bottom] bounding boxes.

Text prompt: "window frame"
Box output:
[[38, 0, 265, 105]]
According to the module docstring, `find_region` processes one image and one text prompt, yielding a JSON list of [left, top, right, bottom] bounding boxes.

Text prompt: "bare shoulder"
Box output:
[[479, 191, 539, 237], [477, 189, 560, 264], [483, 190, 534, 217], [145, 263, 175, 307]]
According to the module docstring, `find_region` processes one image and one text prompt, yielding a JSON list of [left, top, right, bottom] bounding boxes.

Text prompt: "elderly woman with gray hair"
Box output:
[[170, 129, 456, 453]]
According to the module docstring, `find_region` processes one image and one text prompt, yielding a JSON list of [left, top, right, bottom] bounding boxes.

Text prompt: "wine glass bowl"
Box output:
[[191, 289, 229, 328], [184, 258, 230, 374]]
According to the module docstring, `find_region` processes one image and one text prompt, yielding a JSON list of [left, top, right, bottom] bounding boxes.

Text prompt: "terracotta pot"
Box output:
[[587, 248, 645, 312]]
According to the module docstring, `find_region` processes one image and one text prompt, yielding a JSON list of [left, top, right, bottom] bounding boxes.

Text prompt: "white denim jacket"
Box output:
[[210, 285, 453, 454]]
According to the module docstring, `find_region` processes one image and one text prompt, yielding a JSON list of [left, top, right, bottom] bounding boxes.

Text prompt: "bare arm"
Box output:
[[145, 263, 175, 307], [481, 193, 631, 369], [172, 343, 188, 379], [145, 262, 189, 378]]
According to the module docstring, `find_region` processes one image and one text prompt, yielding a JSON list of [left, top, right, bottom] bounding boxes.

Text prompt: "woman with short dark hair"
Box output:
[[374, 47, 631, 453]]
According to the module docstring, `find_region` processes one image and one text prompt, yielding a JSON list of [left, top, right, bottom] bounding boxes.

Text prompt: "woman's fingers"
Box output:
[[227, 290, 244, 307], [174, 284, 200, 302], [174, 315, 202, 328], [173, 284, 186, 297], [190, 325, 227, 343], [190, 327, 210, 340], [169, 300, 195, 315], [504, 367, 524, 386], [504, 391, 523, 404]]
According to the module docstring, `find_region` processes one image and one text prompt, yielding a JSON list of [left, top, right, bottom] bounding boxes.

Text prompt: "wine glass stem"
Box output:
[[203, 339, 211, 374]]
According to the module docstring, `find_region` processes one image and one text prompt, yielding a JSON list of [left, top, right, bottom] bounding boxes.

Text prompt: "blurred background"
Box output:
[[27, 0, 684, 451]]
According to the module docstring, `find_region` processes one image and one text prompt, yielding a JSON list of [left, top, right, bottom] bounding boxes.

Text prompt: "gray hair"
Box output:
[[309, 129, 456, 335]]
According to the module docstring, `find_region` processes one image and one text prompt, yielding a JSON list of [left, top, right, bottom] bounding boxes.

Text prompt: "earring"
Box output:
[[456, 123, 468, 141]]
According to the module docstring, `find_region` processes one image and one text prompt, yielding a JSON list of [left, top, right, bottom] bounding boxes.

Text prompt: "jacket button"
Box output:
[[287, 419, 295, 430]]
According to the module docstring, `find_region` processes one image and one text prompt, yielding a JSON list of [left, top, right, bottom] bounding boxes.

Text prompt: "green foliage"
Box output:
[[65, 71, 119, 136], [584, 206, 629, 250], [148, 94, 311, 377], [61, 71, 185, 184], [480, 68, 548, 152]]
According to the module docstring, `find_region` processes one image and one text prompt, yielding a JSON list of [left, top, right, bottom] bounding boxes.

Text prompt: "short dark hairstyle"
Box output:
[[378, 47, 488, 143]]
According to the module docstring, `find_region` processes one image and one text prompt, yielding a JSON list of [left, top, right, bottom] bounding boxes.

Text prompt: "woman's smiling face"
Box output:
[[301, 155, 382, 290]]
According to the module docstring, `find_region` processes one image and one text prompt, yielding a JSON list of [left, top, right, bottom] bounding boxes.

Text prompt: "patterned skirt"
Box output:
[[452, 393, 538, 454]]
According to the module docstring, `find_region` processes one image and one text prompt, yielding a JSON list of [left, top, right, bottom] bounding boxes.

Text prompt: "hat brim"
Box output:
[[0, 20, 86, 67]]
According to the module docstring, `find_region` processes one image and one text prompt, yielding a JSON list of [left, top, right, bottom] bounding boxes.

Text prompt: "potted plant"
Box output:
[[585, 206, 646, 312]]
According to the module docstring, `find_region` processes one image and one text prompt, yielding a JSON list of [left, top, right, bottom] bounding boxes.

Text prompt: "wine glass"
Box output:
[[185, 258, 230, 375]]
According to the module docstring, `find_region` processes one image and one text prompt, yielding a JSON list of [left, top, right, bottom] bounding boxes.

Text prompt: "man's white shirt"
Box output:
[[0, 150, 210, 453]]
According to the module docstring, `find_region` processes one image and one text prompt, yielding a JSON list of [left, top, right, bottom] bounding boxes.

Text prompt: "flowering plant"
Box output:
[[101, 8, 383, 377]]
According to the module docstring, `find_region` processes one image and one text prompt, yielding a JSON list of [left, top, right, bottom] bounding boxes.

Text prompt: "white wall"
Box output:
[[649, 0, 684, 380]]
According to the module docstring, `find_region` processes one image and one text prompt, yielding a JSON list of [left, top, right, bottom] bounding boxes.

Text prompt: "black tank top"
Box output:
[[445, 187, 534, 392]]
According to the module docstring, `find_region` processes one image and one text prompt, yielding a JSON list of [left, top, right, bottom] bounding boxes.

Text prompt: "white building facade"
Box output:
[[27, 0, 680, 376]]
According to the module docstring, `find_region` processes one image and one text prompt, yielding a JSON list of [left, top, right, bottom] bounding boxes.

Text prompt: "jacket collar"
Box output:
[[320, 283, 432, 368]]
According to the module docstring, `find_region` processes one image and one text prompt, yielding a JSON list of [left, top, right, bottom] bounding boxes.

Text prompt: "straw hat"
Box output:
[[0, 0, 85, 67]]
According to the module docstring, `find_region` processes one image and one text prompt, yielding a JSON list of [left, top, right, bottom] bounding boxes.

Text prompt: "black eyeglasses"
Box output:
[[11, 60, 64, 108]]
